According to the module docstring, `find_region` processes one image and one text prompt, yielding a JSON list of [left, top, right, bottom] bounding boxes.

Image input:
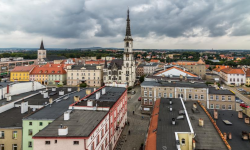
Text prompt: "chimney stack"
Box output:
[[193, 103, 197, 109], [199, 118, 204, 127], [214, 109, 218, 119], [87, 100, 93, 106], [77, 85, 80, 92], [49, 98, 53, 104], [172, 118, 176, 125], [59, 90, 64, 96], [68, 88, 72, 92], [102, 87, 106, 95], [238, 111, 243, 118], [228, 132, 232, 140], [244, 117, 249, 124], [64, 110, 71, 120], [96, 91, 101, 100], [58, 125, 68, 136], [74, 96, 80, 103], [223, 132, 227, 140], [21, 101, 28, 114], [86, 89, 91, 95]]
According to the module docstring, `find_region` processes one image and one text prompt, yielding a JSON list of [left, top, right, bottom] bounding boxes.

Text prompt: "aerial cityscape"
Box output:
[[0, 0, 250, 150]]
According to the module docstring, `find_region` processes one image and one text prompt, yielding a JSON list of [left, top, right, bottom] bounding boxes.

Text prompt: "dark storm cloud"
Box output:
[[0, 0, 250, 41]]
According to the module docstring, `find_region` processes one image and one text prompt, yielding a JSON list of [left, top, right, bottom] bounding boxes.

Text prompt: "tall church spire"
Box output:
[[125, 8, 131, 37], [40, 40, 45, 50]]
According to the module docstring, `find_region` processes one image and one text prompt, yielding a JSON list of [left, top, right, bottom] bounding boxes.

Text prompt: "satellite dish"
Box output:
[[32, 108, 36, 112]]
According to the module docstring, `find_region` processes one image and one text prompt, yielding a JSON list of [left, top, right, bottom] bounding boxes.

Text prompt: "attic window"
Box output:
[[52, 71, 55, 73], [58, 71, 60, 73], [39, 71, 42, 73], [45, 70, 48, 73]]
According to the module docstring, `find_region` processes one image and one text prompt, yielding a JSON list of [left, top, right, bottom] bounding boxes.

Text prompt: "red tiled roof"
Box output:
[[246, 69, 250, 77], [220, 68, 244, 74], [11, 65, 35, 72], [145, 99, 160, 150], [213, 65, 230, 73], [30, 64, 66, 75], [150, 59, 160, 63], [154, 66, 198, 77]]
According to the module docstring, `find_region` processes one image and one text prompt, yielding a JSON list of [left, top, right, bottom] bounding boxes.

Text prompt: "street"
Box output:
[[115, 86, 150, 150]]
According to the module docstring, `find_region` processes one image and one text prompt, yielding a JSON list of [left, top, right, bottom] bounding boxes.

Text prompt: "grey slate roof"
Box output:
[[209, 87, 234, 95], [33, 110, 108, 137], [186, 101, 227, 150], [24, 88, 94, 120], [77, 86, 126, 108], [0, 107, 31, 128], [208, 109, 250, 150], [108, 59, 123, 69], [141, 81, 208, 88], [144, 63, 158, 67], [156, 98, 190, 150], [71, 64, 101, 70]]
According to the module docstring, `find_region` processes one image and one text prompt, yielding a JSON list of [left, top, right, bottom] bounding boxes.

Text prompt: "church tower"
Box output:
[[122, 9, 136, 87], [37, 40, 47, 64]]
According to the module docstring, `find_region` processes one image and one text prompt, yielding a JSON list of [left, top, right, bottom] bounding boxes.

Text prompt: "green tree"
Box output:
[[139, 75, 145, 83]]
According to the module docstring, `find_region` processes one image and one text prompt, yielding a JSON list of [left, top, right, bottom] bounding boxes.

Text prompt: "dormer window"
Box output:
[[52, 71, 55, 73], [58, 71, 60, 73], [45, 70, 48, 73], [39, 70, 42, 73]]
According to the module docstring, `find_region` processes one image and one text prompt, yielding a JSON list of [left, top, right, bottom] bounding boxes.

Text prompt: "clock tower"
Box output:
[[122, 9, 136, 87]]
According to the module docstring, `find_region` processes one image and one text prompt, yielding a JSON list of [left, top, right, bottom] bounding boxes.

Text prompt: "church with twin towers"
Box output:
[[103, 9, 136, 87]]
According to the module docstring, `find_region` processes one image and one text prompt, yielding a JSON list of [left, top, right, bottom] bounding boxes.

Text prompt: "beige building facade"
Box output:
[[140, 81, 236, 114], [67, 64, 103, 87], [0, 128, 22, 150]]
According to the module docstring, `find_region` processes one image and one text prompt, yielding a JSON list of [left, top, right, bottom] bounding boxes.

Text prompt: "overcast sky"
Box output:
[[0, 0, 250, 49]]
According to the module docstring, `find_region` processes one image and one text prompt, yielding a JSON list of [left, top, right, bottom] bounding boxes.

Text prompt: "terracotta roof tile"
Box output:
[[30, 64, 66, 75], [220, 68, 245, 74], [11, 65, 35, 72]]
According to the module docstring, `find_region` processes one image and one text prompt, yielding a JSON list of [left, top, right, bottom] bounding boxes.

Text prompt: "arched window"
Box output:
[[126, 42, 129, 47], [181, 138, 185, 145]]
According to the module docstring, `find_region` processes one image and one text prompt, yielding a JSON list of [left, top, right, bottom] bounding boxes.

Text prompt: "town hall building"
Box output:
[[103, 9, 136, 87]]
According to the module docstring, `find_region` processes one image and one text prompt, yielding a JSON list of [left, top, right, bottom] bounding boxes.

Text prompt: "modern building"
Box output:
[[145, 98, 229, 150], [140, 80, 236, 114], [30, 64, 67, 85], [10, 65, 35, 82], [220, 68, 246, 86], [103, 10, 136, 87], [66, 64, 103, 87]]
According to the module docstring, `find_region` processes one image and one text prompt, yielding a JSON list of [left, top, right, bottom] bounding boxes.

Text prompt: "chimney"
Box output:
[[86, 89, 91, 95], [228, 132, 232, 140], [43, 92, 48, 98], [68, 88, 72, 92], [193, 103, 197, 109], [74, 96, 80, 103], [244, 117, 249, 124], [96, 91, 100, 100], [223, 132, 227, 140], [21, 101, 28, 114], [49, 98, 53, 104], [59, 90, 64, 96], [172, 118, 176, 125], [238, 111, 243, 118], [199, 118, 204, 127], [102, 87, 106, 95], [169, 99, 172, 105], [214, 109, 218, 119], [64, 110, 71, 120], [58, 125, 68, 136], [6, 94, 12, 101], [169, 105, 172, 112], [180, 74, 183, 79], [94, 88, 96, 91], [52, 87, 56, 91], [87, 100, 93, 106]]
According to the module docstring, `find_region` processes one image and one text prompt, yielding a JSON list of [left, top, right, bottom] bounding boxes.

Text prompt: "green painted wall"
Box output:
[[22, 120, 53, 150]]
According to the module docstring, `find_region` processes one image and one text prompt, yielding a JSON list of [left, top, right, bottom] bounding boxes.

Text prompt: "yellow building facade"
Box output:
[[0, 128, 22, 150], [10, 65, 35, 82]]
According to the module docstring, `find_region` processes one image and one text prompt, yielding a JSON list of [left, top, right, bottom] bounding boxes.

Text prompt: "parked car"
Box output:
[[240, 103, 249, 108], [138, 97, 141, 101], [236, 99, 244, 103]]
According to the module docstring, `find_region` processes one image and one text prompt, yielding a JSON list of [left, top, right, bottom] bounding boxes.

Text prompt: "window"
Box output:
[[228, 105, 232, 110], [216, 104, 220, 109], [28, 129, 33, 136], [39, 122, 43, 126], [228, 96, 231, 101], [164, 93, 167, 98], [28, 141, 32, 147], [45, 141, 50, 145], [158, 93, 161, 98], [29, 122, 32, 125], [169, 93, 173, 98], [201, 95, 204, 100], [149, 99, 153, 105], [188, 94, 192, 99], [144, 91, 147, 97], [13, 131, 17, 139], [144, 99, 148, 104], [149, 91, 152, 97], [222, 105, 226, 110], [0, 131, 4, 139], [55, 140, 57, 144], [210, 95, 213, 100], [13, 144, 17, 150], [195, 95, 198, 99], [216, 95, 219, 100], [73, 141, 79, 145], [222, 96, 225, 101], [97, 135, 99, 144], [178, 94, 183, 98], [0, 144, 4, 150], [181, 138, 185, 145], [179, 89, 183, 92], [210, 104, 214, 109]]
